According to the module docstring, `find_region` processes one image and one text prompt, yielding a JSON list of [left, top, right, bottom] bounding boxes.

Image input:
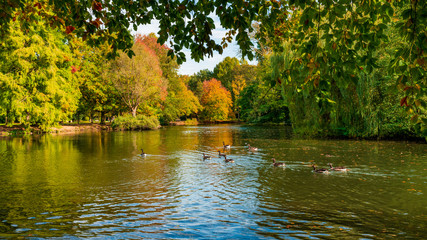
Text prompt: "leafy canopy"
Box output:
[[1, 0, 268, 63]]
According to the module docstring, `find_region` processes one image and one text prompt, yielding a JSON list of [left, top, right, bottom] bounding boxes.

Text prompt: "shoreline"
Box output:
[[0, 124, 112, 136], [0, 123, 425, 143]]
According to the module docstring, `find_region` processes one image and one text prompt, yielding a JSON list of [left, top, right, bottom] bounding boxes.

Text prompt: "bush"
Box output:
[[112, 115, 160, 130]]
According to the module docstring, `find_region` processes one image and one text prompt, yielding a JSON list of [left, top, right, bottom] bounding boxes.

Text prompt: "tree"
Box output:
[[109, 41, 166, 117], [200, 79, 232, 121], [213, 57, 241, 91], [237, 56, 289, 124], [69, 39, 120, 124], [231, 75, 246, 119], [0, 15, 80, 131], [255, 2, 426, 139], [212, 57, 257, 118], [161, 75, 201, 123], [135, 33, 179, 80], [188, 69, 214, 99]]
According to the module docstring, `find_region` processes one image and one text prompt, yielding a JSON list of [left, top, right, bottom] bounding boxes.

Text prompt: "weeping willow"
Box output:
[[270, 42, 412, 138]]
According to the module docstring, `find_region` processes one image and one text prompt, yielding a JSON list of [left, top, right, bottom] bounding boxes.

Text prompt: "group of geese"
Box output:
[[141, 142, 348, 173], [203, 142, 348, 173]]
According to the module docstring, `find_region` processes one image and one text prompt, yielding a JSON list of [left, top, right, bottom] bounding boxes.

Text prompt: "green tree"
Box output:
[[0, 15, 80, 131], [237, 56, 289, 124], [161, 75, 201, 123], [70, 39, 120, 124], [213, 57, 241, 91], [109, 41, 166, 117], [256, 2, 426, 139]]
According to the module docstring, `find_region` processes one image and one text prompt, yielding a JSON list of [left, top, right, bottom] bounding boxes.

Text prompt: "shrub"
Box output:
[[112, 115, 160, 130]]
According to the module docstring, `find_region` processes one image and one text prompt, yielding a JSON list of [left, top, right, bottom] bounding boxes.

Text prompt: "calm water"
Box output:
[[0, 125, 426, 239]]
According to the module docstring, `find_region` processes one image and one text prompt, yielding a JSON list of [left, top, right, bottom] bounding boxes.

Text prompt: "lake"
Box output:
[[0, 125, 426, 239]]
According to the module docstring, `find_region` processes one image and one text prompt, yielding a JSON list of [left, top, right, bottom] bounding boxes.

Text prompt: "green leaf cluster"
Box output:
[[0, 14, 80, 131]]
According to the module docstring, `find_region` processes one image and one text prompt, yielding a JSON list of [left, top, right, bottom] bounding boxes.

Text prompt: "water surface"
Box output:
[[0, 125, 426, 239]]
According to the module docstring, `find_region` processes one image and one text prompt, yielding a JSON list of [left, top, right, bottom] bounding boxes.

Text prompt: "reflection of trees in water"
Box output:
[[0, 127, 426, 238], [0, 135, 86, 237]]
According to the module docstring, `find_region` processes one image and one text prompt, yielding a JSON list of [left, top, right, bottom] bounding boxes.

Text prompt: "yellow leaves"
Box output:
[[201, 79, 232, 121], [306, 57, 319, 74]]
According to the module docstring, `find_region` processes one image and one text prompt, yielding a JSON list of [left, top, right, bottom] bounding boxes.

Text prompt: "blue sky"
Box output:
[[134, 18, 257, 76]]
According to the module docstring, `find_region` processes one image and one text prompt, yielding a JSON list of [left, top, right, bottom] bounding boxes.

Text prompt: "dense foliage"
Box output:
[[0, 14, 79, 131], [1, 0, 267, 63], [0, 0, 425, 141], [200, 79, 232, 121], [253, 1, 426, 140]]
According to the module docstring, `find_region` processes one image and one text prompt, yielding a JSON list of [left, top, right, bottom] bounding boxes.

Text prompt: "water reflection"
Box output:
[[0, 125, 426, 239]]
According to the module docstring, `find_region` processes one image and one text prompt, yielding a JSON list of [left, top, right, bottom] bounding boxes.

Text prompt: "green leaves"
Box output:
[[0, 16, 80, 130]]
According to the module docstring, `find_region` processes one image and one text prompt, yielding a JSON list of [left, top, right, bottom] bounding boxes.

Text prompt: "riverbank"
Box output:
[[1, 123, 425, 143], [0, 123, 111, 136]]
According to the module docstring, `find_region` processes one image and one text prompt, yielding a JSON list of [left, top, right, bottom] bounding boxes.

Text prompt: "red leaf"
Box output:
[[400, 96, 408, 107], [92, 1, 103, 11], [403, 86, 412, 91], [90, 18, 102, 28], [34, 3, 42, 9], [65, 26, 75, 34], [71, 66, 79, 73]]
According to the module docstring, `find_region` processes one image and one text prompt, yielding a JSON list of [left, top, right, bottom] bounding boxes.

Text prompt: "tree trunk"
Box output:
[[100, 111, 106, 124], [5, 109, 9, 125], [131, 107, 137, 118]]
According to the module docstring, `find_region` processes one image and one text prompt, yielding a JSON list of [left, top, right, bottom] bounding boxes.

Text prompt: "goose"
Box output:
[[247, 144, 258, 152], [223, 155, 234, 163], [328, 163, 348, 171], [272, 158, 285, 167], [203, 153, 212, 160], [140, 149, 147, 157], [218, 151, 226, 157], [312, 164, 330, 174], [223, 141, 231, 150]]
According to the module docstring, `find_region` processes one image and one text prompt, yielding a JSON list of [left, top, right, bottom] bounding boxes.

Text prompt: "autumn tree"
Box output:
[[109, 41, 166, 117], [200, 79, 232, 121], [188, 69, 214, 99], [135, 33, 179, 80]]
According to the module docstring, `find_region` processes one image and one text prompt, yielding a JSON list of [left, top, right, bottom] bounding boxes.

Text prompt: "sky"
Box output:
[[133, 18, 257, 76]]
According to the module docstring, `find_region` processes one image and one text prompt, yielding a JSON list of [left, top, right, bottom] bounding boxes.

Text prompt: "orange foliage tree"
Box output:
[[200, 79, 232, 121]]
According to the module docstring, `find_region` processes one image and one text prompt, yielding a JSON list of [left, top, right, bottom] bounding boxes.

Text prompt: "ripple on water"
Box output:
[[1, 126, 426, 239]]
